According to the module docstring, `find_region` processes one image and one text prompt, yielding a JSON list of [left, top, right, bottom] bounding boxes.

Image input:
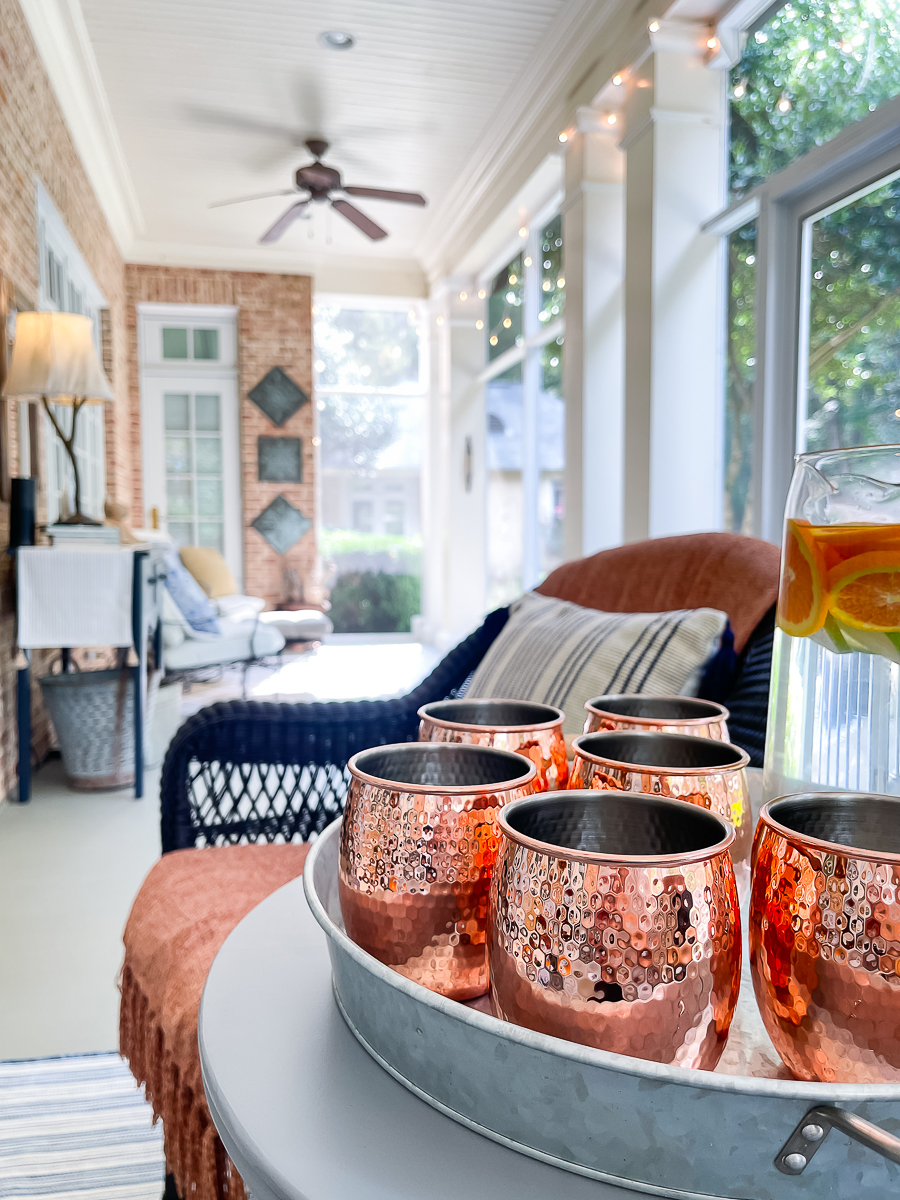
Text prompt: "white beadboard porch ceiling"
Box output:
[[75, 0, 572, 281]]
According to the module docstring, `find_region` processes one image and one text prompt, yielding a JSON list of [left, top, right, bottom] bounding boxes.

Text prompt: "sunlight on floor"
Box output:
[[249, 641, 441, 702]]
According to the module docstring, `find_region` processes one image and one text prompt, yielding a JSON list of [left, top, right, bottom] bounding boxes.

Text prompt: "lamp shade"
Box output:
[[3, 311, 113, 404]]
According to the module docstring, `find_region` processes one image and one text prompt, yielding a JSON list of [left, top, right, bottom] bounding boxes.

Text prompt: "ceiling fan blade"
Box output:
[[331, 199, 387, 240], [259, 200, 311, 244], [210, 189, 297, 210], [344, 186, 427, 206]]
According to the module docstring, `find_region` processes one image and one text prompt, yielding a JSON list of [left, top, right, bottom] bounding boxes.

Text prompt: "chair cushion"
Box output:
[[163, 616, 285, 670], [259, 608, 334, 641], [213, 593, 266, 622], [163, 552, 221, 635], [466, 591, 727, 741], [120, 842, 310, 1200], [179, 546, 239, 599]]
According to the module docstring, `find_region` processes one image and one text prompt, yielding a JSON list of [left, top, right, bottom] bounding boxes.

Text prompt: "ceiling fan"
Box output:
[[209, 138, 426, 243]]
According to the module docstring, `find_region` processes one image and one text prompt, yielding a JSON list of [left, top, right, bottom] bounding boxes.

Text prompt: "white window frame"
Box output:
[[480, 194, 565, 593], [707, 62, 900, 542], [137, 303, 243, 584], [35, 181, 108, 523]]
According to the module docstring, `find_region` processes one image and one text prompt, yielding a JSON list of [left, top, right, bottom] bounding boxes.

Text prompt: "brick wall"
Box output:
[[124, 265, 315, 606], [0, 0, 129, 801]]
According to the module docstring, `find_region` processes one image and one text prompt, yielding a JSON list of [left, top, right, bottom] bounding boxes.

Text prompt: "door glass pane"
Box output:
[[539, 340, 565, 580], [195, 437, 222, 475], [729, 1, 900, 200], [486, 362, 523, 607], [164, 393, 189, 430], [724, 221, 757, 533], [165, 437, 192, 475], [162, 328, 188, 359], [197, 522, 224, 552], [488, 254, 524, 360], [194, 393, 221, 430], [168, 521, 193, 547], [193, 329, 219, 360], [540, 215, 565, 325], [167, 478, 193, 517], [803, 175, 900, 452], [197, 478, 223, 517]]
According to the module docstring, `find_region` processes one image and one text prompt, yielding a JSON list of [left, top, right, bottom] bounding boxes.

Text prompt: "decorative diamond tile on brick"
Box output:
[[247, 367, 309, 427], [251, 494, 312, 555], [258, 436, 303, 483]]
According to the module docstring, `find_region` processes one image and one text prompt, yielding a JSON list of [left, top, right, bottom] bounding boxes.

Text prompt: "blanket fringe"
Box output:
[[119, 964, 246, 1200]]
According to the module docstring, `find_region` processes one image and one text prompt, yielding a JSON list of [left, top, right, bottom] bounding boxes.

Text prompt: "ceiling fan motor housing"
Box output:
[[296, 162, 341, 196]]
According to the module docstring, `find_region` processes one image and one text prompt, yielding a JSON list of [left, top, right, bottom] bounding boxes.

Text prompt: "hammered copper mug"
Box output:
[[418, 699, 568, 791], [569, 731, 752, 893], [584, 695, 730, 742], [489, 790, 741, 1068], [339, 742, 536, 1001], [751, 792, 900, 1084]]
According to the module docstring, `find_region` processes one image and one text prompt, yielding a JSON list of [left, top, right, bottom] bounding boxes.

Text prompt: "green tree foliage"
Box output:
[[318, 392, 401, 474], [725, 224, 757, 532], [314, 306, 418, 389], [328, 571, 421, 634]]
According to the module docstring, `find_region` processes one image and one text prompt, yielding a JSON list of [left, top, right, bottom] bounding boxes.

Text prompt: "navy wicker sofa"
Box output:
[[159, 533, 781, 854]]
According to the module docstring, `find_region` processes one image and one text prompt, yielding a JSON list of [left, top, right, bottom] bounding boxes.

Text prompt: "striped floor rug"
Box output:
[[0, 1053, 165, 1200]]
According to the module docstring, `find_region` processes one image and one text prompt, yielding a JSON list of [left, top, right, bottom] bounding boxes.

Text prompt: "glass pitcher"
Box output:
[[764, 444, 900, 801]]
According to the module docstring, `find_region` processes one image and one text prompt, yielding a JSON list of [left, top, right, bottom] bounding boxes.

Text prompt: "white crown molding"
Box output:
[[19, 0, 145, 254], [416, 0, 623, 281]]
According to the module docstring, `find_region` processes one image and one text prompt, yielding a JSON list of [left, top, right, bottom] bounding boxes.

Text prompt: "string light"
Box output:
[[542, 281, 552, 292], [557, 277, 565, 287], [524, 256, 532, 266], [508, 273, 517, 284], [459, 291, 467, 301], [606, 113, 617, 126], [477, 289, 486, 299], [518, 226, 528, 238], [706, 35, 718, 49], [436, 315, 445, 326], [612, 73, 623, 86], [311, 436, 321, 446], [558, 131, 568, 143], [648, 19, 660, 32], [733, 79, 747, 99], [502, 317, 512, 328], [490, 335, 499, 346], [476, 320, 484, 330], [777, 93, 792, 113]]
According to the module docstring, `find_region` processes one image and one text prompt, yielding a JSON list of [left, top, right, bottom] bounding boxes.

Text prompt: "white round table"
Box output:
[[199, 875, 636, 1200]]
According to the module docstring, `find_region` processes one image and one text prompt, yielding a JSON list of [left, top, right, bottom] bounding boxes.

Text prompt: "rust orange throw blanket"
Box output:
[[120, 843, 310, 1200]]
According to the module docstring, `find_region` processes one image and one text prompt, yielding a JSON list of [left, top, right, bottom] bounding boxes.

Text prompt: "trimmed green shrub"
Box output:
[[328, 571, 421, 634]]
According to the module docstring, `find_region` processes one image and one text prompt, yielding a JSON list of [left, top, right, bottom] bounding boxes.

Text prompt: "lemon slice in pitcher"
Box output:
[[776, 520, 827, 636], [828, 551, 900, 632]]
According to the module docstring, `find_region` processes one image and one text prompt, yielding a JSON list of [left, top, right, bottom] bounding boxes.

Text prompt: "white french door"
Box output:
[[142, 373, 243, 587]]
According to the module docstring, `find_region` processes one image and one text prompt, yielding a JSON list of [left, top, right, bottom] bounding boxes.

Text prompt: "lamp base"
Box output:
[[57, 514, 103, 526]]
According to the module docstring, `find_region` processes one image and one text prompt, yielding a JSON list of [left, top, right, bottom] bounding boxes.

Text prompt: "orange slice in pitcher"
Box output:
[[828, 552, 900, 632], [777, 520, 827, 637]]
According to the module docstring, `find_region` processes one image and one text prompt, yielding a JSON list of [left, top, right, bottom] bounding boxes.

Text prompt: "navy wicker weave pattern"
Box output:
[[159, 608, 511, 853], [722, 606, 775, 769]]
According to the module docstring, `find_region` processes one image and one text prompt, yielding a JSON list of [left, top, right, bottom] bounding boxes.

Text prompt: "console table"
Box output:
[[15, 544, 165, 802], [199, 875, 637, 1200]]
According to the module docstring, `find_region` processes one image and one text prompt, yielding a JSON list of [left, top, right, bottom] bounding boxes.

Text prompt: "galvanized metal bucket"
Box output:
[[305, 818, 900, 1199]]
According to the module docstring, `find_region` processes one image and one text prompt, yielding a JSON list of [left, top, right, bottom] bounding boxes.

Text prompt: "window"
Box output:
[[315, 303, 424, 632], [36, 183, 108, 524], [164, 391, 225, 552], [729, 0, 900, 199], [162, 326, 220, 361], [483, 211, 565, 606], [723, 221, 757, 533]]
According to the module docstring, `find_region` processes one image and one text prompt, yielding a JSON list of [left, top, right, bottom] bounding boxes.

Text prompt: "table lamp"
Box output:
[[3, 311, 114, 525]]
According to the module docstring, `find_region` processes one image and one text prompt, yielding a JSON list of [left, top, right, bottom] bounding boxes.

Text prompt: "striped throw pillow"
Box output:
[[466, 592, 728, 741]]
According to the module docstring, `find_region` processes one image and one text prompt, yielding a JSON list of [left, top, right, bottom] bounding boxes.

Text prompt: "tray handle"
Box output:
[[775, 1105, 900, 1175]]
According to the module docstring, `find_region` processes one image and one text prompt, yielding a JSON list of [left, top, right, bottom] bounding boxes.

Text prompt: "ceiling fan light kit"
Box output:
[[211, 139, 426, 244]]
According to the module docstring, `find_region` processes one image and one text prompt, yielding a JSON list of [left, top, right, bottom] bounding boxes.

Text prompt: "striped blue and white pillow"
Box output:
[[466, 592, 727, 741]]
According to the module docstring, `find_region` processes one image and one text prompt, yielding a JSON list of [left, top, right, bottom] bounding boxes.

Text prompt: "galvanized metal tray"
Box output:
[[305, 819, 900, 1199]]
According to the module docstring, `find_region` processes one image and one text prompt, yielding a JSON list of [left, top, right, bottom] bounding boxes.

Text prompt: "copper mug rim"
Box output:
[[759, 791, 900, 866], [418, 698, 565, 734], [348, 741, 537, 795], [498, 789, 735, 868], [572, 730, 750, 776], [583, 694, 730, 727]]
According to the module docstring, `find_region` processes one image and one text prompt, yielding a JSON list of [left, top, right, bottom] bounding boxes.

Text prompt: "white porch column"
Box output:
[[562, 111, 625, 559], [420, 278, 486, 646], [621, 22, 727, 541]]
